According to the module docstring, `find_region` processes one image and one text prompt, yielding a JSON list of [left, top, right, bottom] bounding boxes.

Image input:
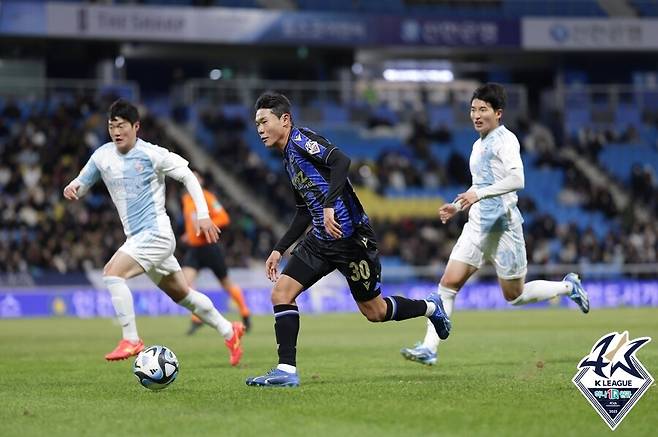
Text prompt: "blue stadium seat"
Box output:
[[427, 105, 454, 128], [565, 108, 591, 136], [322, 104, 349, 124], [221, 103, 250, 121], [599, 143, 658, 182], [615, 105, 642, 129]]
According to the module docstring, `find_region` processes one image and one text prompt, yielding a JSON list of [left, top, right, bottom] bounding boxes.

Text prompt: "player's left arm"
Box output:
[[322, 147, 351, 238], [159, 150, 219, 243], [457, 137, 524, 208]]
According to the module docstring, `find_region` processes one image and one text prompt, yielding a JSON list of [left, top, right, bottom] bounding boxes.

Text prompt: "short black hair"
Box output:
[[108, 99, 140, 124], [255, 92, 293, 120], [471, 83, 506, 111]]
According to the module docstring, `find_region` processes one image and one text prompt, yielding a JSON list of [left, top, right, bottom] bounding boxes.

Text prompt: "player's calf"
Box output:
[[357, 296, 388, 322]]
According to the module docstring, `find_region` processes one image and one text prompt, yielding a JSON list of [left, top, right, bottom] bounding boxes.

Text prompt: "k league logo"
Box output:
[[305, 140, 321, 155], [572, 331, 653, 430]]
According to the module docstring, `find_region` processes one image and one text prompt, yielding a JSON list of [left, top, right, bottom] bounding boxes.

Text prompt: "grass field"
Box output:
[[1, 308, 657, 437]]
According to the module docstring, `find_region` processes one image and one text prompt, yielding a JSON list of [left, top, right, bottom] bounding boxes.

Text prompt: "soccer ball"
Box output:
[[133, 345, 179, 390]]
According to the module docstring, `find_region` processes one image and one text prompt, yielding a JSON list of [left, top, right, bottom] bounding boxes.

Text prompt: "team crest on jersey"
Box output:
[[305, 140, 321, 155], [134, 161, 144, 173], [572, 331, 653, 430]]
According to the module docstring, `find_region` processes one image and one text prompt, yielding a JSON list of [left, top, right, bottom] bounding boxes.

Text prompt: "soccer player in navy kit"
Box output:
[[245, 92, 451, 387]]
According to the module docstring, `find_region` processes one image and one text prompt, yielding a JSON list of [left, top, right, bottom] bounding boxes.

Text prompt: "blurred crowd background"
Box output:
[[1, 0, 657, 282]]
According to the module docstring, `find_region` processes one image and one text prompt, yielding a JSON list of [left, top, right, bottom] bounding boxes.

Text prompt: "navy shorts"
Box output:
[[282, 224, 382, 302], [182, 243, 228, 280]]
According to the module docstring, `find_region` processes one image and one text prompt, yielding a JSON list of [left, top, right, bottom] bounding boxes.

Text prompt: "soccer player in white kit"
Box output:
[[400, 83, 590, 366], [63, 100, 245, 365]]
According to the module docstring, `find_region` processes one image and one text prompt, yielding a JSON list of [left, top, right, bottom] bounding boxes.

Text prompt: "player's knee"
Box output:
[[440, 278, 461, 291], [102, 262, 113, 277], [271, 282, 295, 305], [102, 260, 124, 278], [101, 275, 123, 286]]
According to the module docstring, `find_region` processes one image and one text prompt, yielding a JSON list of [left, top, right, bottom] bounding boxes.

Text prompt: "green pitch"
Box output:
[[1, 308, 656, 437]]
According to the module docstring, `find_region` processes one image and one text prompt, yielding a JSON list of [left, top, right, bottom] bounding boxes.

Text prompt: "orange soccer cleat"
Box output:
[[224, 322, 246, 366], [105, 338, 145, 361]]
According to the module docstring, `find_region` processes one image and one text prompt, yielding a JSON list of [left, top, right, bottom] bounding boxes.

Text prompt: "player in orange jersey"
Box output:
[[181, 171, 251, 337]]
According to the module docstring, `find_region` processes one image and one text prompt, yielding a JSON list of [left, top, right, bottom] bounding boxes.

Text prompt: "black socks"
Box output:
[[273, 304, 300, 366], [384, 296, 428, 321]]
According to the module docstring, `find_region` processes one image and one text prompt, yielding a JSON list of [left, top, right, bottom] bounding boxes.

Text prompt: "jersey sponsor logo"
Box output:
[[291, 170, 314, 191], [573, 331, 653, 430], [305, 140, 321, 155]]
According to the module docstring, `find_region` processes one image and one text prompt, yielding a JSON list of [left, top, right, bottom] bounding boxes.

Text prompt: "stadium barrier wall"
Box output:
[[2, 277, 658, 319]]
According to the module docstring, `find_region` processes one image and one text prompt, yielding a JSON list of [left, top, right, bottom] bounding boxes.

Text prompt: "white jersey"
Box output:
[[468, 125, 524, 234], [74, 138, 189, 238]]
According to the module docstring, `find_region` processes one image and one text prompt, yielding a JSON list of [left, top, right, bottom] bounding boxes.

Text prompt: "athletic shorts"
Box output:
[[449, 221, 528, 279], [282, 223, 382, 302], [182, 243, 228, 280], [118, 230, 181, 284]]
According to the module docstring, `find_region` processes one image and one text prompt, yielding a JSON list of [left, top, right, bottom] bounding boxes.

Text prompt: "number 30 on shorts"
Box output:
[[348, 260, 370, 281]]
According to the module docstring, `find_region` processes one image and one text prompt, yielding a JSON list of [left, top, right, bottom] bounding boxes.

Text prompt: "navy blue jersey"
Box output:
[[283, 127, 368, 240]]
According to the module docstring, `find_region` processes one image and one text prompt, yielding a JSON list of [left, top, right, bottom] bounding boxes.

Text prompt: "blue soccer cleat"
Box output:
[[564, 272, 590, 314], [246, 368, 300, 387], [426, 293, 451, 339], [400, 342, 437, 366]]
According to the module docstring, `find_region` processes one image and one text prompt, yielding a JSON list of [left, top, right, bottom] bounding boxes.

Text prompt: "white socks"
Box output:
[[178, 289, 234, 340], [276, 364, 297, 374], [510, 280, 573, 306], [103, 276, 139, 342], [103, 278, 234, 342], [424, 301, 437, 317], [422, 285, 457, 353], [418, 280, 573, 353]]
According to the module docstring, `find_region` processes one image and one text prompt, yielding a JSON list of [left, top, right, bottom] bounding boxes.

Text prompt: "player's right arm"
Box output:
[[266, 191, 311, 281], [439, 201, 460, 224], [63, 155, 101, 201], [439, 184, 475, 224], [465, 135, 524, 205]]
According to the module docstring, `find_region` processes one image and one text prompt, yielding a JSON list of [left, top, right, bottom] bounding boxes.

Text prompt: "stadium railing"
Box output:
[[0, 78, 140, 103], [181, 78, 529, 125], [556, 83, 658, 135]]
